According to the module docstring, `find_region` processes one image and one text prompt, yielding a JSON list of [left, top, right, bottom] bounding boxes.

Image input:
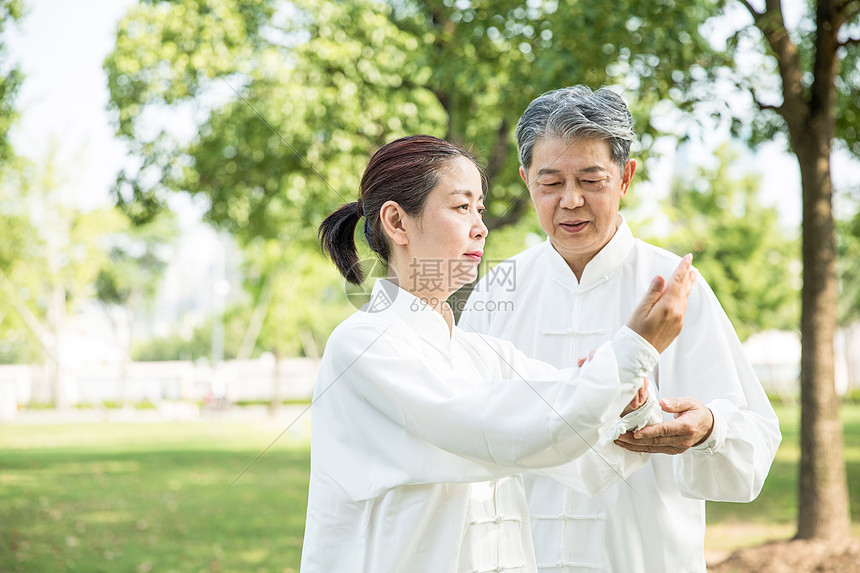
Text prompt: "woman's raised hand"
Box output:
[[626, 254, 697, 353]]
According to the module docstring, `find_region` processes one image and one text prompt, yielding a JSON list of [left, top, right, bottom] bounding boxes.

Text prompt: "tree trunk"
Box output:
[[49, 284, 68, 410], [795, 140, 851, 540], [120, 305, 135, 409], [747, 0, 853, 542], [270, 347, 281, 417]]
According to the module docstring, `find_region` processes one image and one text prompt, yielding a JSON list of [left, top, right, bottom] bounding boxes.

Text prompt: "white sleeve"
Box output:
[[664, 281, 782, 502], [527, 351, 662, 496], [332, 322, 657, 473], [461, 275, 657, 496]]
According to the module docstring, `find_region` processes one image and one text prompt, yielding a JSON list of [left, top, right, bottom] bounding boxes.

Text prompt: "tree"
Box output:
[[95, 212, 178, 406], [641, 144, 799, 341], [719, 0, 860, 541], [0, 0, 23, 164], [103, 3, 860, 541], [104, 0, 721, 239], [0, 151, 123, 407], [104, 0, 723, 362], [0, 155, 43, 364], [238, 237, 356, 414]]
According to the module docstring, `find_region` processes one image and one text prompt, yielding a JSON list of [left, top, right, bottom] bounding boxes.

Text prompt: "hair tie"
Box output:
[[363, 213, 376, 251]]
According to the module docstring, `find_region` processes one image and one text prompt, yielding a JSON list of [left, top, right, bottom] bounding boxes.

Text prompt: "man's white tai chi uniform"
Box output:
[[460, 215, 781, 573]]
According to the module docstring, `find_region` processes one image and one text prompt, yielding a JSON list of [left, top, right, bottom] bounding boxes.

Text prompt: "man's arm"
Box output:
[[615, 277, 781, 502], [511, 256, 701, 495]]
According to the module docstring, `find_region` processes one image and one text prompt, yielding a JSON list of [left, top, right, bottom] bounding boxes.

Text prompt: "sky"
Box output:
[[5, 0, 232, 346], [7, 0, 137, 212], [5, 0, 858, 233]]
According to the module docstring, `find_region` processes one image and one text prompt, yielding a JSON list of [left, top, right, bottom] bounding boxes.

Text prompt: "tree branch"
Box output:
[[0, 270, 57, 362], [738, 0, 763, 20], [753, 97, 783, 115], [809, 0, 843, 123], [839, 35, 860, 46], [753, 0, 808, 135], [486, 193, 531, 230], [836, 0, 859, 18], [485, 118, 510, 187]]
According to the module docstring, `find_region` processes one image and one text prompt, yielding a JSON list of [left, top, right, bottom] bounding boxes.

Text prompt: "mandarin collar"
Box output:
[[545, 213, 635, 291], [363, 279, 453, 352]]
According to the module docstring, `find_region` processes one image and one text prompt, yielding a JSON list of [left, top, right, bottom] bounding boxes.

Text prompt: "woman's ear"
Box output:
[[379, 200, 409, 246]]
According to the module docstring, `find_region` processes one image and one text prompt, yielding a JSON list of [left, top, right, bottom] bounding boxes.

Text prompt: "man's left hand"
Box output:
[[614, 397, 714, 455]]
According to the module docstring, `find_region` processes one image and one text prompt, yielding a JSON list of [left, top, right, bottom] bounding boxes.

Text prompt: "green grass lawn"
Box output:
[[704, 402, 860, 551], [2, 404, 859, 572], [0, 420, 310, 573]]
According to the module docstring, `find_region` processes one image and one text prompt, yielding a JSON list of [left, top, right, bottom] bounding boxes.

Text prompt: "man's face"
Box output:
[[522, 136, 635, 274]]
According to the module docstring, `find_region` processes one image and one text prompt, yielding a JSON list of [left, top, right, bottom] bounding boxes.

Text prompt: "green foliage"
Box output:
[[724, 2, 860, 159], [241, 239, 356, 358], [835, 35, 860, 157], [132, 306, 247, 361], [0, 153, 126, 363], [0, 156, 38, 277], [0, 150, 178, 365], [132, 329, 204, 362], [641, 144, 800, 341], [95, 212, 178, 311], [104, 0, 729, 357], [837, 204, 860, 325], [105, 0, 723, 239], [132, 243, 356, 361], [0, 0, 24, 163]]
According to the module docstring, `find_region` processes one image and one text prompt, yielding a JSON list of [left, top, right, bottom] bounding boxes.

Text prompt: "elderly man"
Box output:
[[459, 86, 781, 573]]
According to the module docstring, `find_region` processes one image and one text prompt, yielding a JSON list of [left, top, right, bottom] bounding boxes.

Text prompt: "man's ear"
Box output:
[[620, 159, 637, 196], [379, 200, 409, 246], [519, 166, 528, 186]]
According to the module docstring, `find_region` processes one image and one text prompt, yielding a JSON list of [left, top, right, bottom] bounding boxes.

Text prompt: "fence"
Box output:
[[2, 325, 859, 421], [0, 357, 319, 420]]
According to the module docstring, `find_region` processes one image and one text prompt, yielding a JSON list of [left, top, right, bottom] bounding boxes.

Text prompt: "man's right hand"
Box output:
[[626, 254, 696, 353]]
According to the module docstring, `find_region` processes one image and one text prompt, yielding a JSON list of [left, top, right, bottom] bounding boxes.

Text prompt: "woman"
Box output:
[[301, 135, 695, 572]]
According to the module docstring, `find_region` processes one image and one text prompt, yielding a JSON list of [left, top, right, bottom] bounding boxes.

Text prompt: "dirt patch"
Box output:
[[708, 538, 860, 573]]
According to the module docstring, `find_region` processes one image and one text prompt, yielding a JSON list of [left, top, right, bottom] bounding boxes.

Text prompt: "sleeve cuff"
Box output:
[[689, 405, 728, 455], [610, 326, 660, 389], [599, 383, 663, 446]]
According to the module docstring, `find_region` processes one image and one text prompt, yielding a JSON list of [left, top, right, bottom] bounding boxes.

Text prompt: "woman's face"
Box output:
[[398, 156, 488, 299]]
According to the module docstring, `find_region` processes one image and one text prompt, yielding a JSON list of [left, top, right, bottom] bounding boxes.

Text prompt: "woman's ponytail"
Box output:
[[318, 201, 364, 285]]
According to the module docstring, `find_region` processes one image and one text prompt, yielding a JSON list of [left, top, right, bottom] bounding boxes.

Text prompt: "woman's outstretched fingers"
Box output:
[[667, 254, 694, 297], [626, 255, 695, 353], [641, 275, 666, 312]]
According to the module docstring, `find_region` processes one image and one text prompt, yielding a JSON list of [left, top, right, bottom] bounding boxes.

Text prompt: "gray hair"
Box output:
[[515, 85, 635, 175]]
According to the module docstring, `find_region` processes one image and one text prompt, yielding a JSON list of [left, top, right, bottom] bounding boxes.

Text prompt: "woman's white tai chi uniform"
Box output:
[[300, 279, 660, 573]]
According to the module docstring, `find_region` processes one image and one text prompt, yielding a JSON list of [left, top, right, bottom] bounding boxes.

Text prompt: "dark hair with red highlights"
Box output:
[[318, 135, 487, 285]]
